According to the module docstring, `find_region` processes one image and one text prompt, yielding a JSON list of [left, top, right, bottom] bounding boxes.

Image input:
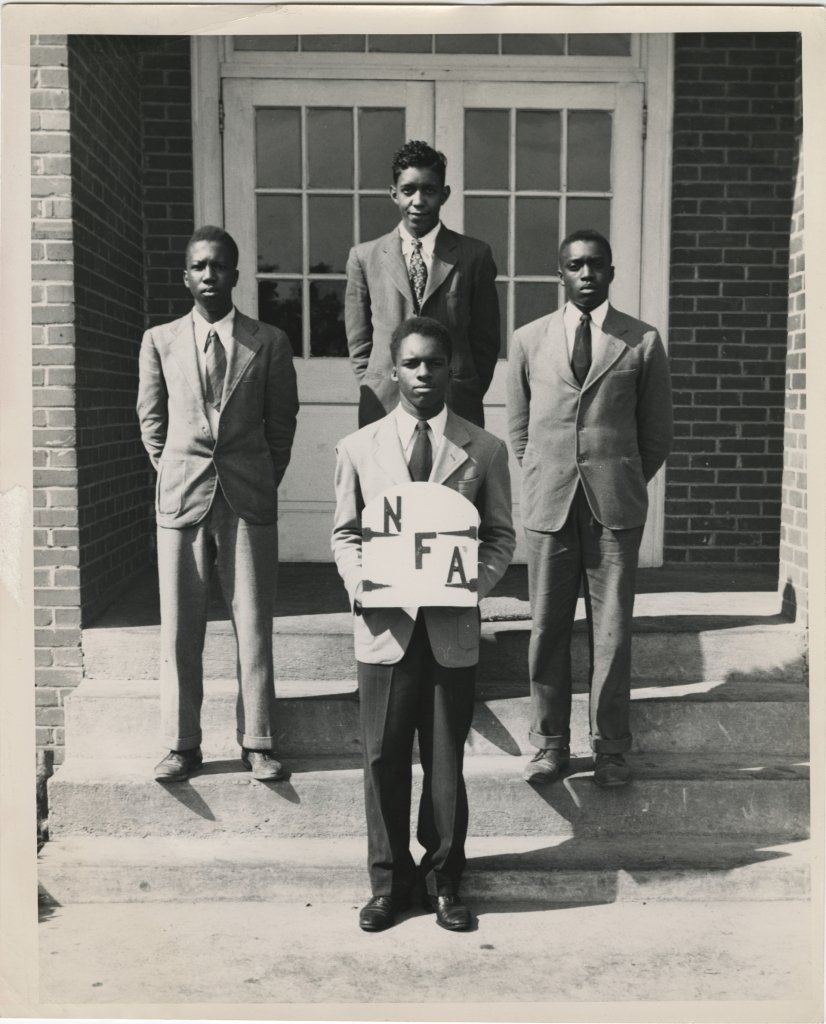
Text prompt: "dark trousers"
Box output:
[[525, 486, 643, 754], [357, 615, 476, 898]]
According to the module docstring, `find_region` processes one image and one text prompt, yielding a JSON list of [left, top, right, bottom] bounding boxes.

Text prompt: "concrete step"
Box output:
[[47, 752, 810, 841], [37, 834, 812, 906], [81, 606, 807, 684], [64, 676, 810, 760]]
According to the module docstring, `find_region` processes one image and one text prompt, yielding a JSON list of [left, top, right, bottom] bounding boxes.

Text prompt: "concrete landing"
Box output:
[[37, 897, 818, 1011]]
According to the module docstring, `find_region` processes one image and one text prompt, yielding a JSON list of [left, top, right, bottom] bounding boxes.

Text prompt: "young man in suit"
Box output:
[[332, 315, 515, 932], [345, 140, 500, 429], [507, 229, 673, 788], [137, 225, 299, 783]]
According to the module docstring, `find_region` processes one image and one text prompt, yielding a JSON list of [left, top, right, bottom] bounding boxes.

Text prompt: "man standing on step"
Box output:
[[137, 225, 299, 783], [332, 316, 515, 932], [345, 139, 500, 428], [507, 229, 672, 789]]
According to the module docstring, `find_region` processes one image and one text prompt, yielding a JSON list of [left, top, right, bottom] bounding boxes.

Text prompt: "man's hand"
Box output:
[[353, 581, 364, 615]]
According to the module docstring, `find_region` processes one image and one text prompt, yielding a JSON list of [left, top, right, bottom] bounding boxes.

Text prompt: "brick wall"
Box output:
[[69, 36, 149, 623], [779, 45, 806, 620], [665, 33, 798, 565], [32, 36, 194, 761], [32, 35, 80, 758]]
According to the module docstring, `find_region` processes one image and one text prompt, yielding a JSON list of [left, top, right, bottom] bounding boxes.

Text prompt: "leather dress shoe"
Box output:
[[154, 747, 203, 783], [523, 747, 570, 784], [358, 891, 410, 932], [593, 752, 631, 787], [241, 748, 288, 781], [422, 893, 472, 931]]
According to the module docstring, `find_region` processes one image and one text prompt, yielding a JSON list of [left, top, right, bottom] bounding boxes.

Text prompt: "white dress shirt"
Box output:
[[399, 221, 442, 276], [394, 403, 448, 476], [192, 306, 236, 436], [562, 299, 610, 364]]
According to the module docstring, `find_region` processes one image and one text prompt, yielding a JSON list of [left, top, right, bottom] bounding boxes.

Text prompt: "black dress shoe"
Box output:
[[422, 893, 472, 931], [154, 747, 203, 783], [593, 752, 631, 787], [241, 748, 289, 781], [523, 746, 570, 784], [358, 892, 410, 932]]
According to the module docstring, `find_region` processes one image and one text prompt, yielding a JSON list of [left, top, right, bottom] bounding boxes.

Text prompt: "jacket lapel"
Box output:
[[373, 414, 413, 485], [583, 305, 628, 390], [379, 230, 415, 305], [431, 409, 470, 484], [545, 311, 580, 390], [167, 315, 206, 406], [421, 226, 457, 307], [224, 311, 262, 405]]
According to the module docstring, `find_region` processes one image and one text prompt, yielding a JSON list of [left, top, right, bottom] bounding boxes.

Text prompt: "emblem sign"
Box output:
[[361, 482, 480, 608]]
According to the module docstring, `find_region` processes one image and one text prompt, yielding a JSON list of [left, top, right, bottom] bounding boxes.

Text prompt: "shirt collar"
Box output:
[[399, 220, 441, 255], [192, 306, 236, 350], [394, 402, 448, 450], [564, 299, 610, 334]]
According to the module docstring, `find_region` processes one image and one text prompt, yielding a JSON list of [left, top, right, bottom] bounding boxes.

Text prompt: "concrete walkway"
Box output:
[[38, 898, 817, 1015]]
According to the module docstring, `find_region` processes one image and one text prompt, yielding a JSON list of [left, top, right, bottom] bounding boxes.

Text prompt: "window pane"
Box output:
[[566, 198, 611, 242], [259, 280, 302, 356], [515, 197, 559, 276], [235, 36, 298, 51], [307, 108, 353, 188], [435, 35, 498, 54], [309, 196, 352, 273], [359, 108, 404, 189], [515, 281, 557, 329], [256, 109, 300, 189], [496, 280, 508, 357], [257, 195, 302, 273], [567, 111, 612, 192], [310, 281, 348, 357], [516, 110, 561, 191], [502, 34, 564, 55], [360, 195, 398, 242], [568, 34, 631, 56], [368, 35, 432, 53], [302, 35, 365, 52], [465, 109, 509, 190], [465, 197, 508, 276]]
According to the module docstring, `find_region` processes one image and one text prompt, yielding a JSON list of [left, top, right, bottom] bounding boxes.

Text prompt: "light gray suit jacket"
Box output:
[[345, 227, 500, 419], [331, 410, 515, 667], [137, 310, 299, 528], [507, 305, 673, 532]]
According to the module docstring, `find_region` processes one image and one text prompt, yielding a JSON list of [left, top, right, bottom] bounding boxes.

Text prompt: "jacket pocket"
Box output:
[[157, 460, 185, 515]]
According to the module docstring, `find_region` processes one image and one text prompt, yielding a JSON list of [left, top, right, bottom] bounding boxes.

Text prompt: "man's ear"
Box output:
[[442, 185, 451, 204]]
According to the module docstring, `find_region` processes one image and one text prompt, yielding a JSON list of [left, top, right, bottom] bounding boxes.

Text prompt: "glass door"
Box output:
[[223, 79, 433, 558]]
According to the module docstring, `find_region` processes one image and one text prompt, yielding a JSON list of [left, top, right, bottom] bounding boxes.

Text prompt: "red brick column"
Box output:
[[779, 50, 806, 622], [31, 35, 81, 760]]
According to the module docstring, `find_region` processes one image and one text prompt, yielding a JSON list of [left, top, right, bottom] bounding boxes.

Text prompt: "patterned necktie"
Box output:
[[408, 420, 432, 482], [409, 238, 428, 312], [204, 329, 227, 410], [571, 312, 592, 385]]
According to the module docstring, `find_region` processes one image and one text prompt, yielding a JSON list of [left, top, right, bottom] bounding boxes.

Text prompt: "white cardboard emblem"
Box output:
[[361, 482, 479, 608]]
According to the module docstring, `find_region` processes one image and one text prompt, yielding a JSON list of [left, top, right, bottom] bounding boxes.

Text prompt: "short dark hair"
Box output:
[[558, 229, 613, 266], [186, 225, 240, 268], [390, 316, 453, 364], [391, 140, 448, 186]]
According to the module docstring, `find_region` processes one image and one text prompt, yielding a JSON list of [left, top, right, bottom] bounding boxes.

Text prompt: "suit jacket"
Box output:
[[507, 305, 673, 532], [137, 310, 299, 528], [331, 410, 515, 667], [345, 226, 500, 420]]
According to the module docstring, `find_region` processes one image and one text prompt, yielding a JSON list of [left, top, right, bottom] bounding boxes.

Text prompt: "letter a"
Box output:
[[446, 546, 468, 586], [384, 495, 402, 534]]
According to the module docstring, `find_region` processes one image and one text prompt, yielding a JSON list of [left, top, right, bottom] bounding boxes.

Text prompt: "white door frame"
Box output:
[[189, 35, 674, 565]]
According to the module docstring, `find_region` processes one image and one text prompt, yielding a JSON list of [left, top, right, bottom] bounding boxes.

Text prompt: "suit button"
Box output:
[[577, 455, 587, 464]]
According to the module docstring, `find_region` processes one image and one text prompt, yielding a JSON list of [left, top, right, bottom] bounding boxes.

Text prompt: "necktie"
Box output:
[[571, 312, 592, 385], [408, 420, 432, 482], [204, 329, 227, 410], [409, 238, 427, 312]]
